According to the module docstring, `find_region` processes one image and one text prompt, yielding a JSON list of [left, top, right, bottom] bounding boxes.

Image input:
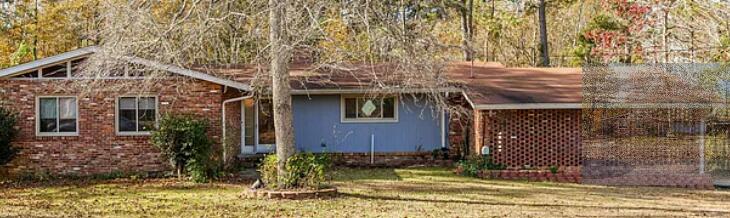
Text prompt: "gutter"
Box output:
[[222, 91, 255, 166]]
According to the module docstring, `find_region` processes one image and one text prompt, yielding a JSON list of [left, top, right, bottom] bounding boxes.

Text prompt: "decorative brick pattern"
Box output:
[[481, 109, 582, 168], [0, 79, 232, 176]]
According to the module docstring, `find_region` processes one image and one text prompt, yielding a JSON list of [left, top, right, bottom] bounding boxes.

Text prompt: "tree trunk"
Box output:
[[268, 0, 296, 188], [662, 8, 669, 63], [177, 164, 182, 180], [460, 0, 473, 61], [538, 0, 550, 66]]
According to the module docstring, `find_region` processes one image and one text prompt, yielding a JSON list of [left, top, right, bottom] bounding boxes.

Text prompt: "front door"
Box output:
[[241, 99, 276, 154]]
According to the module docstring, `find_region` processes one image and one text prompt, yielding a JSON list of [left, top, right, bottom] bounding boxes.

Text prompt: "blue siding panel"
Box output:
[[292, 94, 445, 153]]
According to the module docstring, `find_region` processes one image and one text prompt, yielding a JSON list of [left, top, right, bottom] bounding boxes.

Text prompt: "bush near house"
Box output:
[[455, 155, 506, 177], [0, 105, 18, 167], [150, 114, 215, 182], [259, 153, 331, 190]]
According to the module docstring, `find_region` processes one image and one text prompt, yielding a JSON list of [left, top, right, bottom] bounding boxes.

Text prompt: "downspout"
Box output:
[[222, 91, 255, 166]]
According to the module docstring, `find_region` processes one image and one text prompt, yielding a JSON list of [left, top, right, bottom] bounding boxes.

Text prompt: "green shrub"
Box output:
[[549, 165, 559, 174], [431, 148, 450, 160], [150, 114, 214, 182], [457, 155, 506, 177], [259, 153, 331, 190], [0, 106, 18, 166]]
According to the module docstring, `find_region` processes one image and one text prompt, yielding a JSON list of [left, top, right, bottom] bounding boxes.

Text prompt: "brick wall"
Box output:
[[0, 79, 229, 176], [479, 109, 582, 168]]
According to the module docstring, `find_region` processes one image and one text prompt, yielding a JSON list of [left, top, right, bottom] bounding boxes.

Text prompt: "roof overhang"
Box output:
[[290, 87, 462, 95], [0, 46, 251, 91], [0, 46, 97, 78], [474, 103, 582, 110]]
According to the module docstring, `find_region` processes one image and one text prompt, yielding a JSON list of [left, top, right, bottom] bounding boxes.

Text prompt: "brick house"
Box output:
[[0, 47, 717, 189], [0, 47, 459, 175]]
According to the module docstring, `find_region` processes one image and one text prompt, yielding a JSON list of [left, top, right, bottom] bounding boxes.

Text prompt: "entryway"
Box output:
[[241, 98, 276, 154]]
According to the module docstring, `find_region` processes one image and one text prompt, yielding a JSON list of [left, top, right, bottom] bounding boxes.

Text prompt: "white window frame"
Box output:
[[340, 95, 399, 123], [115, 96, 159, 136], [35, 96, 79, 137]]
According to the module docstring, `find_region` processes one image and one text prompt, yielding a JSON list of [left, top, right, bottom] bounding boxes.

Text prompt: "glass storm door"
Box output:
[[241, 99, 256, 154], [241, 99, 276, 154]]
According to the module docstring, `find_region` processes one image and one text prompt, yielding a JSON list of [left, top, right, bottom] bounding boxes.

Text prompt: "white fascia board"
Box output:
[[124, 57, 251, 91], [475, 103, 583, 110]]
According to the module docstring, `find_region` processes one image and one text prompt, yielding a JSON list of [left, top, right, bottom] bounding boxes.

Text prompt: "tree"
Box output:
[[460, 0, 474, 61], [537, 0, 549, 66], [77, 0, 452, 189], [0, 105, 18, 166], [267, 0, 296, 187], [150, 115, 212, 179]]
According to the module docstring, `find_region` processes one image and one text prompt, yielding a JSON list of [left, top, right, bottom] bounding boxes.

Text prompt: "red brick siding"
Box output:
[[0, 79, 227, 175], [480, 109, 582, 168]]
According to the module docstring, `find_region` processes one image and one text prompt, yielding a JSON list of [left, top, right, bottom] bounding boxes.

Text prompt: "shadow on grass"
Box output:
[[340, 192, 730, 215], [331, 168, 403, 182]]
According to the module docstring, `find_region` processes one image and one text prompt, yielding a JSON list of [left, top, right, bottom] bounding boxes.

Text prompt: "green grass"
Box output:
[[1, 167, 730, 217]]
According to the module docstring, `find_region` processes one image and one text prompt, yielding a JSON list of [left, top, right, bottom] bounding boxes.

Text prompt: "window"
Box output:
[[41, 64, 68, 78], [257, 99, 276, 144], [37, 97, 78, 136], [117, 97, 157, 134], [342, 96, 397, 122]]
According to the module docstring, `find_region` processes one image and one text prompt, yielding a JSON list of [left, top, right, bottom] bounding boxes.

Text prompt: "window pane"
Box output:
[[138, 109, 156, 131], [12, 70, 38, 78], [119, 109, 137, 132], [58, 97, 76, 132], [344, 98, 357, 119], [40, 119, 57, 132], [59, 119, 76, 132], [119, 97, 136, 110], [244, 99, 255, 145], [40, 98, 57, 119], [383, 97, 395, 118], [258, 100, 276, 144], [41, 64, 68, 78], [138, 97, 155, 110], [59, 97, 76, 119], [127, 64, 148, 77], [70, 58, 86, 77], [39, 98, 58, 132], [357, 98, 381, 118]]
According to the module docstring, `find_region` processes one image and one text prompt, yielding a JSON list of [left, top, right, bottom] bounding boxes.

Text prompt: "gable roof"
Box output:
[[192, 63, 458, 94], [0, 46, 251, 91]]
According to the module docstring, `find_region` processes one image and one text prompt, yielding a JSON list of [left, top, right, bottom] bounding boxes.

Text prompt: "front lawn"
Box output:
[[1, 167, 729, 217]]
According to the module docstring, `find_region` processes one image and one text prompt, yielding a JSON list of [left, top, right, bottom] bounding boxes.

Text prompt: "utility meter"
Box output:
[[481, 146, 490, 155]]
